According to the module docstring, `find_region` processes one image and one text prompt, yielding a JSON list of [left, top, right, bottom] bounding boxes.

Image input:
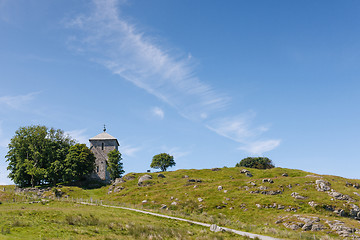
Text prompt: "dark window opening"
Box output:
[[102, 142, 104, 150], [97, 166, 99, 172]]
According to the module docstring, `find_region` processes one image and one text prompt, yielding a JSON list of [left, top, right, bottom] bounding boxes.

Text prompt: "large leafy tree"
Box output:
[[6, 125, 74, 187], [63, 144, 96, 182], [150, 153, 175, 172], [107, 149, 124, 180], [235, 157, 275, 169]]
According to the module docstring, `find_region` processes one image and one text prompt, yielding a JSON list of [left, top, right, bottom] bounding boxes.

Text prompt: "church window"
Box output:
[[97, 166, 99, 172], [102, 142, 104, 150]]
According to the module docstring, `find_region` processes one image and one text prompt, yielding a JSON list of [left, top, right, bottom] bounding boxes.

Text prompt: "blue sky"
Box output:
[[1, 0, 360, 184]]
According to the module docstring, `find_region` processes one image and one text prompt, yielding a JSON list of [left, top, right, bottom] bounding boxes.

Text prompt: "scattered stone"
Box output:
[[259, 186, 268, 190], [262, 178, 274, 183], [142, 200, 148, 204], [114, 178, 126, 184], [308, 201, 318, 207], [198, 198, 203, 202], [275, 219, 283, 224], [113, 186, 124, 193], [223, 190, 228, 193], [188, 179, 202, 183], [160, 204, 167, 209], [248, 181, 256, 186], [157, 173, 166, 178], [315, 179, 331, 192], [218, 186, 223, 191], [171, 202, 177, 206], [193, 185, 197, 188], [333, 209, 346, 217], [277, 205, 285, 209], [256, 204, 262, 208], [302, 222, 313, 231], [311, 224, 325, 231], [212, 168, 221, 171], [283, 222, 303, 230], [291, 192, 307, 199], [245, 172, 253, 177], [282, 173, 288, 177], [262, 190, 282, 195], [170, 196, 174, 200], [354, 192, 360, 197], [183, 175, 189, 178], [210, 224, 225, 232], [216, 205, 225, 209], [240, 169, 250, 173]]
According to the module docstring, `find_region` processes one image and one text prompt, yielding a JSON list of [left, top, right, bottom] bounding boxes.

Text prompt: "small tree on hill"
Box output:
[[107, 149, 124, 180], [235, 157, 275, 169], [150, 153, 175, 172]]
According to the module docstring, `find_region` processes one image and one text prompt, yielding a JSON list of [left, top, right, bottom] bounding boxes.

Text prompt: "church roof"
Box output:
[[89, 132, 119, 146]]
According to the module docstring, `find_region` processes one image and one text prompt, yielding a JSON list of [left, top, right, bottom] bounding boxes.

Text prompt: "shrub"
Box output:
[[235, 157, 275, 169]]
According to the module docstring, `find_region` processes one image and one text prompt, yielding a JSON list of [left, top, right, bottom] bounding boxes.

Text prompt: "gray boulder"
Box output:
[[291, 192, 307, 199], [157, 173, 166, 178], [138, 174, 152, 186]]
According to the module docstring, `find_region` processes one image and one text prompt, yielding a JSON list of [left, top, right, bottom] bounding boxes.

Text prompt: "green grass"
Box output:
[[0, 201, 244, 239], [2, 167, 360, 239]]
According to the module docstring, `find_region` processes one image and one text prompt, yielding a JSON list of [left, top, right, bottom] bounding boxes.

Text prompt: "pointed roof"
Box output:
[[89, 132, 119, 146]]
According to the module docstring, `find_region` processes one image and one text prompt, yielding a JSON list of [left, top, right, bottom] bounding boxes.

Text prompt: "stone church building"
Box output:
[[89, 129, 119, 182]]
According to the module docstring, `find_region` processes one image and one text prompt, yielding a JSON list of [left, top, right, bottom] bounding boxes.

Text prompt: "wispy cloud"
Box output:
[[239, 140, 281, 156], [65, 129, 88, 144], [65, 0, 280, 155], [66, 0, 228, 121], [151, 107, 164, 119], [206, 114, 280, 155], [160, 146, 191, 159], [121, 144, 141, 157], [0, 92, 39, 110]]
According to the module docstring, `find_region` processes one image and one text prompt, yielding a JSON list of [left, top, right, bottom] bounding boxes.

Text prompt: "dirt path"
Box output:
[[80, 201, 281, 240]]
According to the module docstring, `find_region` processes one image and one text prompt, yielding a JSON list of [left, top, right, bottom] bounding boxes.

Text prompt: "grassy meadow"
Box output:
[[1, 167, 360, 239]]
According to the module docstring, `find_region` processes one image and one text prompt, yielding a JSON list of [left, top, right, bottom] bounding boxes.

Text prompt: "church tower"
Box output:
[[89, 126, 119, 182]]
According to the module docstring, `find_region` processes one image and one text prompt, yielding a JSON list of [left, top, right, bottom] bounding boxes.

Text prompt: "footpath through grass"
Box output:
[[0, 200, 245, 240]]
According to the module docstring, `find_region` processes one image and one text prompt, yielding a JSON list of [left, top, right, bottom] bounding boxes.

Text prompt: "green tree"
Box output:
[[63, 144, 96, 182], [150, 153, 175, 172], [6, 125, 74, 187], [235, 157, 275, 169], [107, 149, 124, 180]]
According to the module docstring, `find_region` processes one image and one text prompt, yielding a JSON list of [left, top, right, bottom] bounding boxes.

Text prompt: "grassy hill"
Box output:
[[1, 167, 360, 239]]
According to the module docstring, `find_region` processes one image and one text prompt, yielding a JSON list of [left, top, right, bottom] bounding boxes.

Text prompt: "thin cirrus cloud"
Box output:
[[206, 114, 281, 155], [65, 0, 228, 121], [151, 107, 164, 119], [0, 92, 39, 110], [65, 0, 280, 155], [120, 144, 141, 157]]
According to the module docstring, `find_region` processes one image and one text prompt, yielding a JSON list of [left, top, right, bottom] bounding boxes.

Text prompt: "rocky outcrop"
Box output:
[[240, 169, 253, 177], [315, 179, 331, 192], [328, 190, 354, 201], [262, 179, 274, 183], [157, 173, 166, 178]]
